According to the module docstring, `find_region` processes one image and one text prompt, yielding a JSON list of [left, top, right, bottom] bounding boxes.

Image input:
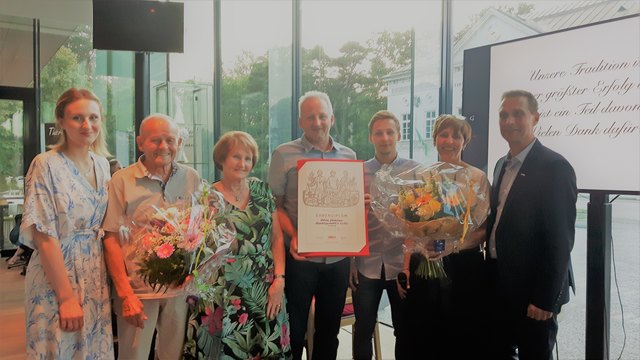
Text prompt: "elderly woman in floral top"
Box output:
[[183, 131, 291, 359]]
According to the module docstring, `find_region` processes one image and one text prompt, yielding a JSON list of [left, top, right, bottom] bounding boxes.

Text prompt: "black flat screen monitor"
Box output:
[[93, 0, 184, 53]]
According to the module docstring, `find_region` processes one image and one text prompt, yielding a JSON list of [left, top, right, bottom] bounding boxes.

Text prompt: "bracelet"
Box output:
[[453, 240, 460, 254], [274, 274, 285, 279]]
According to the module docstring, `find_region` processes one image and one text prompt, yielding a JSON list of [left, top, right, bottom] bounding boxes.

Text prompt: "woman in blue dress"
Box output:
[[20, 88, 114, 359]]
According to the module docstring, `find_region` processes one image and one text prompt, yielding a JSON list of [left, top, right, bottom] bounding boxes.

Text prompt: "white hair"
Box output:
[[298, 90, 333, 117], [139, 113, 179, 136]]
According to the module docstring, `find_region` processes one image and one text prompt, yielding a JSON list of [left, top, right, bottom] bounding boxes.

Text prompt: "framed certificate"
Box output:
[[297, 159, 369, 257]]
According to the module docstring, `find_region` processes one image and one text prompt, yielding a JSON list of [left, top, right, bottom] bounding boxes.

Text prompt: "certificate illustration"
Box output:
[[297, 159, 369, 256]]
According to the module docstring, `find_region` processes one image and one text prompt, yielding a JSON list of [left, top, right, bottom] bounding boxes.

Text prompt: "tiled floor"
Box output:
[[2, 260, 399, 360], [306, 297, 398, 360], [335, 320, 396, 360]]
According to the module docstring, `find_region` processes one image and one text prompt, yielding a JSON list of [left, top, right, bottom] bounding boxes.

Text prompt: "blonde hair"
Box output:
[[52, 87, 111, 157], [432, 114, 472, 147], [212, 131, 259, 170]]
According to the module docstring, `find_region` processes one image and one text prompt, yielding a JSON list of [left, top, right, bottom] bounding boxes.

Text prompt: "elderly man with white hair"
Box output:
[[102, 114, 200, 360]]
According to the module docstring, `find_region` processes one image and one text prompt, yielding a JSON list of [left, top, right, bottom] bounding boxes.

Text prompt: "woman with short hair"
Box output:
[[183, 131, 291, 359]]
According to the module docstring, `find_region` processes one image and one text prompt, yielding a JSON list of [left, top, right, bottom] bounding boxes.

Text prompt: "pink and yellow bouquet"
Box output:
[[132, 182, 235, 293], [134, 205, 206, 290]]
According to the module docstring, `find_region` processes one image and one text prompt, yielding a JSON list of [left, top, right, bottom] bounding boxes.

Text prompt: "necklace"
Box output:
[[75, 159, 93, 177], [75, 161, 93, 177], [221, 181, 246, 202], [62, 150, 93, 178]]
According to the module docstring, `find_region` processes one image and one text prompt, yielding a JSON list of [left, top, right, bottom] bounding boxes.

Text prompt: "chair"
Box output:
[[305, 288, 382, 360], [6, 214, 32, 275]]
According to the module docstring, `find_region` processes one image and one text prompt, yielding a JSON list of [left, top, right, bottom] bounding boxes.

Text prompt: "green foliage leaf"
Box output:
[[241, 281, 269, 323]]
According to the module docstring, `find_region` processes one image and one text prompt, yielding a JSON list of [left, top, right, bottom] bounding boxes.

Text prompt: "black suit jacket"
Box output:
[[487, 139, 577, 313]]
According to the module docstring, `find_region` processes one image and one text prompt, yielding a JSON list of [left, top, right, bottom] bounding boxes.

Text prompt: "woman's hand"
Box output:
[[425, 240, 454, 260], [266, 277, 285, 320], [527, 303, 553, 321], [58, 296, 84, 332]]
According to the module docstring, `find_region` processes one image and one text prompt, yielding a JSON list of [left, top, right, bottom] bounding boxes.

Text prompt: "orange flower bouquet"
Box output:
[[373, 162, 489, 279]]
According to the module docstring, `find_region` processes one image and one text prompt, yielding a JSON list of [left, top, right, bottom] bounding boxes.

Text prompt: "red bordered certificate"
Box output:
[[296, 159, 369, 257]]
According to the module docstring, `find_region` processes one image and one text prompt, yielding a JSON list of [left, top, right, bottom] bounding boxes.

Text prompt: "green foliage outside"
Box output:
[[300, 31, 412, 162], [0, 105, 22, 193], [220, 30, 412, 182]]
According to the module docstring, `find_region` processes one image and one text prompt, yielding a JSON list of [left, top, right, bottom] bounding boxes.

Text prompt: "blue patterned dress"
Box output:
[[20, 150, 114, 359]]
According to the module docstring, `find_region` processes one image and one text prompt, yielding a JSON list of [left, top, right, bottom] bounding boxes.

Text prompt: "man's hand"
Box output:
[[527, 303, 553, 321], [349, 260, 359, 292], [58, 296, 84, 332], [122, 295, 148, 328], [364, 193, 372, 216], [396, 269, 410, 300], [289, 234, 308, 261]]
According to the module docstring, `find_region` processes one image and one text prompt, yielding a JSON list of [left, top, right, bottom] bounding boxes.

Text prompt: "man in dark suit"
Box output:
[[486, 90, 577, 360]]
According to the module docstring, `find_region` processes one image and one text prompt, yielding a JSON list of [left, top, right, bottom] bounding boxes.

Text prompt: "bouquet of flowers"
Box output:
[[127, 182, 236, 293], [185, 183, 237, 305], [371, 162, 489, 279]]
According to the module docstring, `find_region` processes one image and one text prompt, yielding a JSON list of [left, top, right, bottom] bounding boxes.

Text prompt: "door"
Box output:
[[0, 86, 37, 255]]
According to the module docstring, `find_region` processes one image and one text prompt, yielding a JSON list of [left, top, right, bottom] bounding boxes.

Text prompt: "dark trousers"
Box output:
[[285, 255, 350, 360], [485, 259, 557, 360], [352, 267, 409, 360], [404, 251, 488, 359]]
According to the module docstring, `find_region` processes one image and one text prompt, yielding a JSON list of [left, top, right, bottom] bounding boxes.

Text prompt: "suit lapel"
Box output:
[[491, 157, 507, 211], [501, 140, 542, 214]]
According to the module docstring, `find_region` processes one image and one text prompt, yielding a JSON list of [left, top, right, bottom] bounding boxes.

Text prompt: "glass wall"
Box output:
[[161, 1, 216, 181], [220, 0, 292, 181], [0, 14, 34, 88], [93, 49, 136, 167], [39, 20, 136, 166], [0, 99, 23, 196], [451, 0, 640, 116], [300, 0, 442, 164], [0, 98, 24, 251]]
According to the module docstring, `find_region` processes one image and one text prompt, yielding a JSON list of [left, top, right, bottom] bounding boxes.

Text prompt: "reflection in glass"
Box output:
[[0, 14, 34, 87], [0, 99, 24, 251], [221, 0, 292, 181], [451, 0, 640, 116], [301, 1, 441, 164], [0, 99, 24, 195]]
